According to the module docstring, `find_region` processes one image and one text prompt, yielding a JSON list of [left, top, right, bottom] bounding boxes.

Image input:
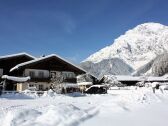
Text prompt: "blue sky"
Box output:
[[0, 0, 168, 63]]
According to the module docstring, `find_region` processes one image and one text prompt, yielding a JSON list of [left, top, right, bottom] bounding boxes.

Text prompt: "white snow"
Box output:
[[159, 85, 168, 90], [147, 76, 168, 81], [103, 75, 168, 82], [104, 75, 140, 81], [163, 74, 168, 79], [77, 82, 93, 86], [62, 83, 79, 88], [85, 84, 107, 91], [151, 82, 159, 88], [0, 87, 168, 126], [1, 75, 30, 82]]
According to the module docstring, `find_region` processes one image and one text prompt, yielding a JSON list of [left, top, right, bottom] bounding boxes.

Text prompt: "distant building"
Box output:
[[100, 75, 168, 86]]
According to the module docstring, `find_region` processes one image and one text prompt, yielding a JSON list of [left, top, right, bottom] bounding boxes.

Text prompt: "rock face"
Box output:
[[152, 53, 168, 76], [133, 53, 168, 76], [132, 59, 156, 76], [81, 23, 168, 77], [80, 58, 134, 78]]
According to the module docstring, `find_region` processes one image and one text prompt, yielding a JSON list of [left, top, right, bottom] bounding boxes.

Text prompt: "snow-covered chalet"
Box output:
[[0, 53, 98, 92]]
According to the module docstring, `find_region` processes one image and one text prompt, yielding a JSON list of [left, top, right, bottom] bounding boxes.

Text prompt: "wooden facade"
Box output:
[[10, 55, 88, 91], [0, 53, 35, 90], [0, 53, 98, 92]]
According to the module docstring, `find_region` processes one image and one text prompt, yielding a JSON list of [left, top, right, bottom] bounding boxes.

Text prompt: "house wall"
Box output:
[[0, 68, 3, 76], [17, 82, 51, 91], [16, 69, 81, 91], [24, 69, 77, 83], [29, 82, 50, 91], [78, 85, 91, 93], [17, 83, 27, 91], [24, 69, 50, 78], [62, 71, 76, 78]]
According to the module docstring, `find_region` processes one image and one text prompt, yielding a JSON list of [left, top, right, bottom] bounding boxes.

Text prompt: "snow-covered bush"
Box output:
[[103, 75, 125, 87], [136, 82, 145, 87], [49, 71, 64, 93]]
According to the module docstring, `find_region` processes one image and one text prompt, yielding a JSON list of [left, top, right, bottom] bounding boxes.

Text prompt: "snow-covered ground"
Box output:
[[0, 87, 168, 126]]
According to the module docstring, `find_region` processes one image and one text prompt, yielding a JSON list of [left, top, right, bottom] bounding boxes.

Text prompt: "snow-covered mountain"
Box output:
[[84, 22, 168, 70]]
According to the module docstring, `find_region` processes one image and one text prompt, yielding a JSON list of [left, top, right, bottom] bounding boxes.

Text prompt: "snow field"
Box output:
[[0, 87, 168, 126]]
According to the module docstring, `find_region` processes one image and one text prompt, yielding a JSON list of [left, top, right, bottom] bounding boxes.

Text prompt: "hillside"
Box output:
[[80, 58, 134, 78]]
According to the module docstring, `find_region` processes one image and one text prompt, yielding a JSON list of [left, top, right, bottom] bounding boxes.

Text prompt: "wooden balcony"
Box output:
[[29, 77, 77, 83]]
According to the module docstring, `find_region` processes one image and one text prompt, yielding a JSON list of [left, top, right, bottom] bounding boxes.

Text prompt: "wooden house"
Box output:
[[100, 75, 141, 86], [0, 53, 35, 90], [9, 54, 95, 92]]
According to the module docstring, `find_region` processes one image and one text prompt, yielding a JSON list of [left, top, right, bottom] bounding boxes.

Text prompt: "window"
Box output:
[[28, 84, 36, 91], [38, 71, 44, 78], [50, 72, 56, 78], [62, 72, 75, 79], [29, 71, 35, 78], [29, 84, 34, 87], [39, 85, 43, 90]]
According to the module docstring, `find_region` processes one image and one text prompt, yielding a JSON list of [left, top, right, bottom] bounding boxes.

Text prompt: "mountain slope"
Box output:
[[84, 22, 168, 70], [80, 58, 134, 78], [133, 53, 168, 76], [152, 53, 168, 76]]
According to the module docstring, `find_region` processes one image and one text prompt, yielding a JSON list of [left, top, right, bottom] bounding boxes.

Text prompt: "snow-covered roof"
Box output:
[[147, 76, 168, 81], [1, 75, 30, 82], [104, 75, 140, 81], [77, 73, 98, 80], [10, 54, 86, 73], [89, 84, 107, 88], [0, 52, 36, 60], [85, 84, 107, 91], [77, 82, 93, 86], [116, 75, 140, 81], [103, 75, 168, 82]]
